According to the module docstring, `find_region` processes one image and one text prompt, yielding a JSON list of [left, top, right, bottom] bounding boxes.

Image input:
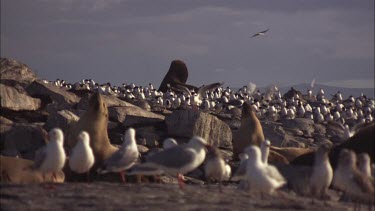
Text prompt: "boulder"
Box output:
[[165, 110, 232, 149], [135, 127, 160, 147], [108, 106, 165, 127], [0, 58, 37, 82], [2, 123, 48, 160], [261, 122, 285, 147], [77, 94, 136, 110], [0, 83, 41, 111], [44, 110, 79, 132], [26, 80, 80, 109], [281, 118, 315, 137], [132, 100, 151, 111]]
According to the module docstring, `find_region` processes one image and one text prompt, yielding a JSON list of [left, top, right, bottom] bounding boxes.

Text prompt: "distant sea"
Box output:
[[236, 83, 374, 98]]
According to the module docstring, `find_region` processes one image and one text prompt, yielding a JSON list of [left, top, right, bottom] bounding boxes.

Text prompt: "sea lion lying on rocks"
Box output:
[[291, 122, 374, 168], [0, 155, 65, 184]]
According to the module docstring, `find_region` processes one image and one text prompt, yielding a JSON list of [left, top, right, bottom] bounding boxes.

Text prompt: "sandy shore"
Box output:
[[1, 182, 358, 211]]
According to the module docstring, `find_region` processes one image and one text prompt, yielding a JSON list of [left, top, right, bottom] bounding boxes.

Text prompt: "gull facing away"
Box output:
[[97, 128, 139, 183], [128, 136, 209, 189], [69, 131, 95, 178], [31, 128, 66, 182], [251, 29, 269, 38]]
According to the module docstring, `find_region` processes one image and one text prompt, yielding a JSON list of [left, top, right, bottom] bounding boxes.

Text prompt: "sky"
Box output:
[[1, 0, 374, 89]]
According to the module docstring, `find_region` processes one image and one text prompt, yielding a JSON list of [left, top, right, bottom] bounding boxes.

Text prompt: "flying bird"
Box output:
[[251, 29, 269, 38]]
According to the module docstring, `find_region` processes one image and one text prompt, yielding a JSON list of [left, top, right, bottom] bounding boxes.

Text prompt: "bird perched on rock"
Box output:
[[69, 131, 95, 178], [30, 128, 66, 182], [97, 128, 139, 183]]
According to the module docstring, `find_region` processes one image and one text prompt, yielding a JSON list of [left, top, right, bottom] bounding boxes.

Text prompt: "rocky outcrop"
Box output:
[[26, 80, 80, 109], [44, 110, 79, 132], [77, 94, 137, 110], [0, 58, 37, 82], [165, 110, 232, 149], [0, 83, 41, 111], [108, 106, 165, 127], [1, 123, 48, 160]]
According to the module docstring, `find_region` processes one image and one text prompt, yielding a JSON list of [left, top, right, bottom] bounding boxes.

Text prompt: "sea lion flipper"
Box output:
[[197, 82, 223, 96]]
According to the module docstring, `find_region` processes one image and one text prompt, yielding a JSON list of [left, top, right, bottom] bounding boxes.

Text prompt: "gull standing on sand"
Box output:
[[357, 153, 372, 178], [332, 149, 374, 204], [309, 143, 333, 199], [245, 146, 286, 195], [31, 128, 66, 182], [69, 131, 95, 176], [204, 146, 231, 191], [129, 136, 209, 189], [231, 153, 249, 182], [97, 128, 139, 183]]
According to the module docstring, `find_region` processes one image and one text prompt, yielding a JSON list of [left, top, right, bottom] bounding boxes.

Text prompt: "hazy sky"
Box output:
[[1, 0, 374, 88]]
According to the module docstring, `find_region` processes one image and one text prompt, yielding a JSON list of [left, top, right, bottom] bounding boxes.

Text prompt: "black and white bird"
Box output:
[[251, 29, 269, 38]]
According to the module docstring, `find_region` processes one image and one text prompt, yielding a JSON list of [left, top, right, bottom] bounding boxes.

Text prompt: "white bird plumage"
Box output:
[[31, 128, 66, 182], [69, 131, 95, 174], [245, 146, 286, 194]]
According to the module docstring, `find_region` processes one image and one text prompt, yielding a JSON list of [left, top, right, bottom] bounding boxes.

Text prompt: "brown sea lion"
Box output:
[[232, 102, 265, 159], [66, 93, 117, 168], [270, 146, 315, 162], [158, 60, 197, 93], [0, 155, 64, 184], [291, 122, 374, 168], [268, 150, 290, 165]]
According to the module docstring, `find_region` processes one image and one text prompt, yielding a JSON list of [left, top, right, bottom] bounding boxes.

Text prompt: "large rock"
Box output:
[[261, 121, 285, 147], [0, 83, 41, 111], [1, 123, 47, 160], [77, 94, 136, 110], [108, 106, 165, 126], [44, 110, 79, 132], [281, 118, 315, 137], [0, 58, 37, 82], [26, 80, 80, 109], [165, 110, 232, 149]]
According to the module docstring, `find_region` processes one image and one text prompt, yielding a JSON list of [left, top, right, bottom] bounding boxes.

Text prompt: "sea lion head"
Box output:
[[242, 102, 253, 117], [158, 60, 189, 92], [88, 93, 108, 118]]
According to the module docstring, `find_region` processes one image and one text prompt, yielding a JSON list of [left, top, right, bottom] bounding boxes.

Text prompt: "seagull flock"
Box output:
[[33, 78, 375, 205]]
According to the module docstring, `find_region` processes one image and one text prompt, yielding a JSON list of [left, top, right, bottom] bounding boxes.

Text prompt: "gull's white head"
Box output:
[[238, 153, 249, 161], [162, 138, 178, 149], [124, 128, 136, 146], [188, 136, 208, 149], [245, 146, 262, 163], [77, 131, 90, 145], [49, 128, 64, 145], [261, 140, 271, 148]]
